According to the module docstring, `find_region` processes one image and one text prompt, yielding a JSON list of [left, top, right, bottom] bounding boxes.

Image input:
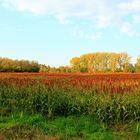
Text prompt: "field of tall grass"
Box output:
[[1, 73, 140, 139]]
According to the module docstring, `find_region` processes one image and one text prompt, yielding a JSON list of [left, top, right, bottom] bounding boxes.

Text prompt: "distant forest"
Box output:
[[0, 52, 140, 73]]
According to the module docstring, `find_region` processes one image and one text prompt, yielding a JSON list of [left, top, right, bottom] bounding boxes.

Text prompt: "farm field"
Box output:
[[1, 73, 140, 140]]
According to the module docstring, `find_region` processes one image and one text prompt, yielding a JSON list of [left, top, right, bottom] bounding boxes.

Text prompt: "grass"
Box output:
[[1, 113, 139, 140]]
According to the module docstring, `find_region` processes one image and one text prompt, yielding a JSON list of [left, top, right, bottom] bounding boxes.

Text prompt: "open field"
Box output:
[[0, 72, 140, 93], [1, 73, 140, 139]]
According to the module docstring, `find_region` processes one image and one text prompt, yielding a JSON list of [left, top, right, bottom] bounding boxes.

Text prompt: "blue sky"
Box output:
[[0, 0, 140, 66]]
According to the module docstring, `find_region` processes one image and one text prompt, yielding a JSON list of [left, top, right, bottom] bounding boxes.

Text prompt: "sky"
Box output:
[[0, 0, 140, 67]]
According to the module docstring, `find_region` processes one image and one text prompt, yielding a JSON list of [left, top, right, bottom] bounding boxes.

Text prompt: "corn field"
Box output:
[[1, 73, 140, 124]]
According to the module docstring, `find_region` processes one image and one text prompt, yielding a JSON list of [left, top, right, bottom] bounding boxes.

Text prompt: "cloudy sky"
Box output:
[[0, 0, 140, 66]]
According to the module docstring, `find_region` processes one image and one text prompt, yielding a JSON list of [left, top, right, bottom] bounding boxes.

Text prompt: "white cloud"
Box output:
[[1, 0, 140, 37], [133, 15, 140, 23], [119, 0, 140, 12], [87, 32, 103, 41], [75, 29, 102, 41], [72, 27, 102, 41], [120, 22, 136, 37], [97, 14, 116, 28], [78, 30, 85, 37], [0, 0, 123, 27]]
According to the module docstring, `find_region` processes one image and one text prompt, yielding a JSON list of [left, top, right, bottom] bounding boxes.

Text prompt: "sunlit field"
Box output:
[[1, 73, 140, 140]]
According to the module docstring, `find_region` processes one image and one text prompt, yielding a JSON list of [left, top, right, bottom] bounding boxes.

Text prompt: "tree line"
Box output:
[[40, 52, 140, 73], [0, 52, 140, 73], [0, 57, 40, 72], [70, 52, 135, 72]]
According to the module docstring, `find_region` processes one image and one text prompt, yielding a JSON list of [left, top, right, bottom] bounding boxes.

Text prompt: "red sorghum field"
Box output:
[[0, 72, 140, 94]]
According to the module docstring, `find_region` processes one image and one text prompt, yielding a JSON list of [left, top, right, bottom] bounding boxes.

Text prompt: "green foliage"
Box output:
[[0, 114, 126, 140], [123, 63, 135, 73], [1, 84, 140, 125], [39, 64, 50, 72], [0, 57, 40, 72], [40, 65, 72, 73]]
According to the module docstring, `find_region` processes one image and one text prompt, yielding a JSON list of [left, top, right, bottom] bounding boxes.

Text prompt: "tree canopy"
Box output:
[[0, 57, 40, 72], [70, 52, 133, 72]]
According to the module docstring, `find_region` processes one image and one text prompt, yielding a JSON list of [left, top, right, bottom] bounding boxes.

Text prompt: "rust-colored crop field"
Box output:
[[0, 72, 140, 94]]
